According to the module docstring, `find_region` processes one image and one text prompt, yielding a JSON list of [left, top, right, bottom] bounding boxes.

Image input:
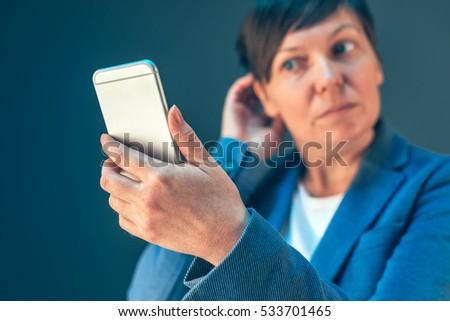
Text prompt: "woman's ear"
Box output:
[[253, 81, 279, 118]]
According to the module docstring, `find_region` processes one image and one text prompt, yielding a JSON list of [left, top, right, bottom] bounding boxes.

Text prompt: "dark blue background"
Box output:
[[1, 0, 449, 300]]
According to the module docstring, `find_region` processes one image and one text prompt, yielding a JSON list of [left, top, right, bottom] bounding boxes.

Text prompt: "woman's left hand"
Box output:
[[100, 106, 249, 266]]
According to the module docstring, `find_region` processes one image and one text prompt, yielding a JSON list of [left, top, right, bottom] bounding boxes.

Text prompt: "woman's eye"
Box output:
[[333, 41, 355, 56], [282, 59, 301, 71]]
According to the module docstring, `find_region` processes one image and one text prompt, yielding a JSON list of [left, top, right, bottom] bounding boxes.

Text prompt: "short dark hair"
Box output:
[[236, 0, 380, 82]]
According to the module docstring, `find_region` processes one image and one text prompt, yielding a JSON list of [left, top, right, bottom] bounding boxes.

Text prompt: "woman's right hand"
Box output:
[[220, 74, 285, 159]]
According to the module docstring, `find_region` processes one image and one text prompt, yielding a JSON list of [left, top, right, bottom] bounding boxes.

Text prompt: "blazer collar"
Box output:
[[359, 119, 409, 170]]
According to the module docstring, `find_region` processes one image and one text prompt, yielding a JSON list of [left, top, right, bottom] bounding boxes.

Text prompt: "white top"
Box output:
[[284, 183, 344, 261]]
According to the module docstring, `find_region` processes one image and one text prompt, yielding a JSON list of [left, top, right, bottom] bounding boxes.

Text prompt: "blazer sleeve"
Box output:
[[369, 159, 450, 300], [182, 208, 348, 300], [209, 137, 249, 179]]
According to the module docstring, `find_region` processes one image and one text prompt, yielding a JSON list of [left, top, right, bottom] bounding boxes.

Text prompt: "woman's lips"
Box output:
[[319, 102, 358, 118]]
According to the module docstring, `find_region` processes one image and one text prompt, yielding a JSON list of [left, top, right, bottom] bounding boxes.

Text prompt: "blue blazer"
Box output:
[[127, 119, 450, 300]]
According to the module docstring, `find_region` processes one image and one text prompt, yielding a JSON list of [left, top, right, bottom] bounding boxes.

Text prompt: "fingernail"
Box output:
[[100, 133, 107, 144], [172, 105, 183, 126]]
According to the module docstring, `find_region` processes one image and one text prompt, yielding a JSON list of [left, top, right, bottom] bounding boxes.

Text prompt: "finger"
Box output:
[[109, 196, 142, 236], [109, 195, 143, 229], [117, 214, 141, 238], [101, 157, 120, 172], [108, 194, 131, 214], [234, 74, 255, 98], [101, 160, 141, 203], [234, 73, 254, 90], [100, 134, 153, 181], [102, 158, 140, 181], [119, 170, 141, 182], [167, 106, 218, 170], [102, 157, 143, 182]]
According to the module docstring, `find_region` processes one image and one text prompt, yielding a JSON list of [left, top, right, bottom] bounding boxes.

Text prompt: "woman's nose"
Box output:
[[313, 57, 344, 95]]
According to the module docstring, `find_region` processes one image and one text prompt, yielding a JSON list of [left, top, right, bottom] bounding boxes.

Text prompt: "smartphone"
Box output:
[[93, 59, 180, 165]]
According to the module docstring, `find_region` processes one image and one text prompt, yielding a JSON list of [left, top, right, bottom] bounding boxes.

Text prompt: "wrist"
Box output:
[[203, 206, 250, 266]]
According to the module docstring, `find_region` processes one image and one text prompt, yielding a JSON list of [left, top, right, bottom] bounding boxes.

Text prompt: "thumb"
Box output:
[[168, 105, 216, 168]]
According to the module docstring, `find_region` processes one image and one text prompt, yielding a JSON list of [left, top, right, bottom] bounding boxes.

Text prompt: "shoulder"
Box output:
[[377, 120, 450, 183], [407, 144, 450, 207], [367, 120, 450, 208], [403, 139, 450, 184], [392, 134, 450, 216]]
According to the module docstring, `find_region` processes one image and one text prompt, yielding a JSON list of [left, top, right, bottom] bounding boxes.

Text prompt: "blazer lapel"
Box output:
[[310, 161, 405, 281], [311, 120, 409, 281]]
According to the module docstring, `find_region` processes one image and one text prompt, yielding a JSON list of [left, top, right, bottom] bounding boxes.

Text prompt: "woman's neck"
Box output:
[[299, 128, 375, 197]]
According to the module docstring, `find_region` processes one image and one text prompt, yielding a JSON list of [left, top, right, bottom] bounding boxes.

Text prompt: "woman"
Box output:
[[100, 0, 450, 300]]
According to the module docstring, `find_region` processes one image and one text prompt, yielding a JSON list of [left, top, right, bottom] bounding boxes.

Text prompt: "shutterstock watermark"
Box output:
[[101, 132, 348, 169]]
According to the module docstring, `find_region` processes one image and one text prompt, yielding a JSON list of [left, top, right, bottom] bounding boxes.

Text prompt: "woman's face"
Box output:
[[254, 6, 384, 148]]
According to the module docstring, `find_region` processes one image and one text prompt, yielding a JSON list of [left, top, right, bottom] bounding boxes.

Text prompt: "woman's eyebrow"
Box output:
[[278, 47, 305, 53], [329, 23, 361, 39], [277, 24, 361, 53]]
